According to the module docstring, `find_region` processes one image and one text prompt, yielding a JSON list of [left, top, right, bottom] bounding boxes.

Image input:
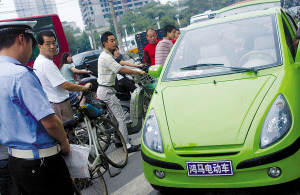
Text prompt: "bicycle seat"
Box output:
[[63, 118, 78, 129]]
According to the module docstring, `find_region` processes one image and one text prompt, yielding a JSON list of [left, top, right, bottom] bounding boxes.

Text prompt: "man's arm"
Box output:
[[119, 60, 143, 68], [40, 114, 70, 156], [143, 50, 151, 66], [119, 67, 145, 75], [60, 81, 91, 92], [293, 39, 299, 48]]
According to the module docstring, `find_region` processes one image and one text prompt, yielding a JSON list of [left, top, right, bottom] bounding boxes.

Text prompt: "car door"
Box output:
[[84, 51, 99, 77]]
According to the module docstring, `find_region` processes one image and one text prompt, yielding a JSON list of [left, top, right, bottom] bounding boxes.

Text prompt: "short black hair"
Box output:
[[163, 24, 176, 37], [146, 28, 155, 37], [101, 31, 114, 47], [175, 29, 180, 32], [0, 34, 31, 51], [36, 30, 56, 45]]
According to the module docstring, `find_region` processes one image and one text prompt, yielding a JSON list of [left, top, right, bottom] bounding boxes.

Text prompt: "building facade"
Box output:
[[78, 0, 153, 27], [13, 0, 58, 18]]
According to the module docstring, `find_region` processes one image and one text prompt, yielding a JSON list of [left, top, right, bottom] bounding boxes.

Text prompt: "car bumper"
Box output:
[[141, 137, 300, 188]]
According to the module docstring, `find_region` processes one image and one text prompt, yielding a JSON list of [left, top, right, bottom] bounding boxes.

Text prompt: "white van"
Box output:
[[122, 35, 138, 55], [190, 10, 217, 24]]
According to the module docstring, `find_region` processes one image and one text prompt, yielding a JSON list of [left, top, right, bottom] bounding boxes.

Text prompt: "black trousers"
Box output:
[[0, 159, 20, 195], [8, 154, 74, 195]]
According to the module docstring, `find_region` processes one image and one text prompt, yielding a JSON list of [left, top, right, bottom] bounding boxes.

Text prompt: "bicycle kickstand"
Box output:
[[107, 168, 121, 178]]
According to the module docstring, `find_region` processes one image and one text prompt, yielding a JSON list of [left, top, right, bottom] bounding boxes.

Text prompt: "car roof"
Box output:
[[186, 6, 281, 31], [217, 0, 280, 14]]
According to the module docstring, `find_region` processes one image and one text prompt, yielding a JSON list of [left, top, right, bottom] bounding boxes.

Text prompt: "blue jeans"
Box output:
[[0, 159, 20, 195]]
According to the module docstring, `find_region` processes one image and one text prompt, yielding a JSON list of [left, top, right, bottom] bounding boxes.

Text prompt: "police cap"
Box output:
[[0, 20, 37, 47]]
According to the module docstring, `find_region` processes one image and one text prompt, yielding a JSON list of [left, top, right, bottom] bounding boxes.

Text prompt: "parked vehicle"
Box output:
[[122, 35, 138, 55], [190, 10, 216, 25], [72, 49, 102, 78], [142, 2, 300, 192], [0, 14, 70, 68]]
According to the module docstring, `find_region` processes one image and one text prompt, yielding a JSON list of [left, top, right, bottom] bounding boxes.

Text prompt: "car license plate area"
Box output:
[[186, 161, 233, 176]]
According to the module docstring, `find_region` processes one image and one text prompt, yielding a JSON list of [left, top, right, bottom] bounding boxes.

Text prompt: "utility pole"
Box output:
[[84, 2, 96, 49], [108, 0, 124, 53]]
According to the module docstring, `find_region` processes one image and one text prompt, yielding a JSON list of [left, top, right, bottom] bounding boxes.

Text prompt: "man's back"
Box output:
[[155, 39, 173, 66], [0, 56, 55, 149]]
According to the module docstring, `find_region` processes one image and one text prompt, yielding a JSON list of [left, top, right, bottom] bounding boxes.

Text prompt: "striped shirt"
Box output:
[[97, 49, 123, 86], [155, 39, 173, 66]]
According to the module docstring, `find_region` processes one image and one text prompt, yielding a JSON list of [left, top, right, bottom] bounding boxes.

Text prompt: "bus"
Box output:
[[0, 14, 70, 68], [122, 35, 138, 55]]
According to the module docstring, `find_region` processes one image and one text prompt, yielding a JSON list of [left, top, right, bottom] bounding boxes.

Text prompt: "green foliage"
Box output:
[[93, 30, 102, 49], [63, 28, 77, 55], [76, 31, 92, 53]]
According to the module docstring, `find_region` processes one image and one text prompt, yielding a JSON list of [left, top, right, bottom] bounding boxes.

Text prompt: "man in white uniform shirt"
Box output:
[[97, 31, 145, 153], [34, 30, 91, 122]]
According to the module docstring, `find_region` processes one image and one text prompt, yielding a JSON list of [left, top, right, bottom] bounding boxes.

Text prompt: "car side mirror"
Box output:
[[148, 65, 162, 78]]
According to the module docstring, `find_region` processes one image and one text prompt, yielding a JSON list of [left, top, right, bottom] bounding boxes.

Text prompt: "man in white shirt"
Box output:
[[97, 31, 145, 153], [34, 30, 91, 122]]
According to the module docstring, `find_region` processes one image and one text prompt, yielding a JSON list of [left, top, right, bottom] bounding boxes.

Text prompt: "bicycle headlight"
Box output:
[[142, 109, 163, 153], [260, 94, 292, 149]]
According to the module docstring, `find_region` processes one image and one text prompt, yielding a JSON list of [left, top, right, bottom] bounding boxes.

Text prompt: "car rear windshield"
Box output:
[[163, 15, 281, 81], [72, 53, 85, 65]]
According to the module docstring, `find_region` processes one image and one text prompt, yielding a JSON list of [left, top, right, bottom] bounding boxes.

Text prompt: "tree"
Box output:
[[76, 31, 91, 53], [63, 28, 77, 55], [93, 30, 101, 49]]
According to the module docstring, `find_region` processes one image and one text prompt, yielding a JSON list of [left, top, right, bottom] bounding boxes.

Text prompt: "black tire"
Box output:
[[72, 154, 108, 195], [150, 184, 169, 193], [94, 118, 128, 168]]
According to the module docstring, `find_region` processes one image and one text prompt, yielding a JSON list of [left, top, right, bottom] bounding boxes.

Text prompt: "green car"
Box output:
[[141, 2, 300, 192]]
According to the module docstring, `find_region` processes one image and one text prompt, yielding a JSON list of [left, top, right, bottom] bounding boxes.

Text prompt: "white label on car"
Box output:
[[172, 70, 203, 78]]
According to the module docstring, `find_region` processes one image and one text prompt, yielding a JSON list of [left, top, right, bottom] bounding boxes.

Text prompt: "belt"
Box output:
[[10, 145, 61, 159], [50, 98, 69, 104], [98, 84, 114, 88]]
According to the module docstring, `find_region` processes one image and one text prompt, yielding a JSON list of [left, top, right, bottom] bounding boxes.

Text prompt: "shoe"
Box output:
[[115, 141, 123, 148], [115, 138, 132, 148], [127, 144, 141, 153]]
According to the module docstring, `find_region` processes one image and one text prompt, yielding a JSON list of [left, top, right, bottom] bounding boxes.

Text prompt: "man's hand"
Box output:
[[60, 139, 70, 156], [83, 83, 92, 92], [139, 71, 146, 75]]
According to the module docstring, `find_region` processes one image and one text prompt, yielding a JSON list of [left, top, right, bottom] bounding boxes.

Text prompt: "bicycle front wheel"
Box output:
[[72, 155, 108, 195], [94, 118, 128, 168]]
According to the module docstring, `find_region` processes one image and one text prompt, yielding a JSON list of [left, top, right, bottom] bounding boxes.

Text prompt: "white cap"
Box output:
[[0, 20, 37, 36]]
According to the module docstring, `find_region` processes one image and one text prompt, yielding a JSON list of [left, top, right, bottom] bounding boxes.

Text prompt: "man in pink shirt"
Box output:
[[155, 24, 176, 66], [143, 28, 162, 66]]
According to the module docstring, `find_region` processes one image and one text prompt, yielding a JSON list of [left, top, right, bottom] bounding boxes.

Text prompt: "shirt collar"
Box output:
[[0, 56, 23, 65], [104, 48, 114, 58]]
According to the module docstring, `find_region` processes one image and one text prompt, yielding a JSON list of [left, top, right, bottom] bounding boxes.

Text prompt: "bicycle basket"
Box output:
[[140, 73, 156, 86]]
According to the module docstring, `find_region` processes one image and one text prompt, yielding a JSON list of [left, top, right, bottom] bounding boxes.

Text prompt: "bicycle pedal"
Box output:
[[110, 171, 121, 178]]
